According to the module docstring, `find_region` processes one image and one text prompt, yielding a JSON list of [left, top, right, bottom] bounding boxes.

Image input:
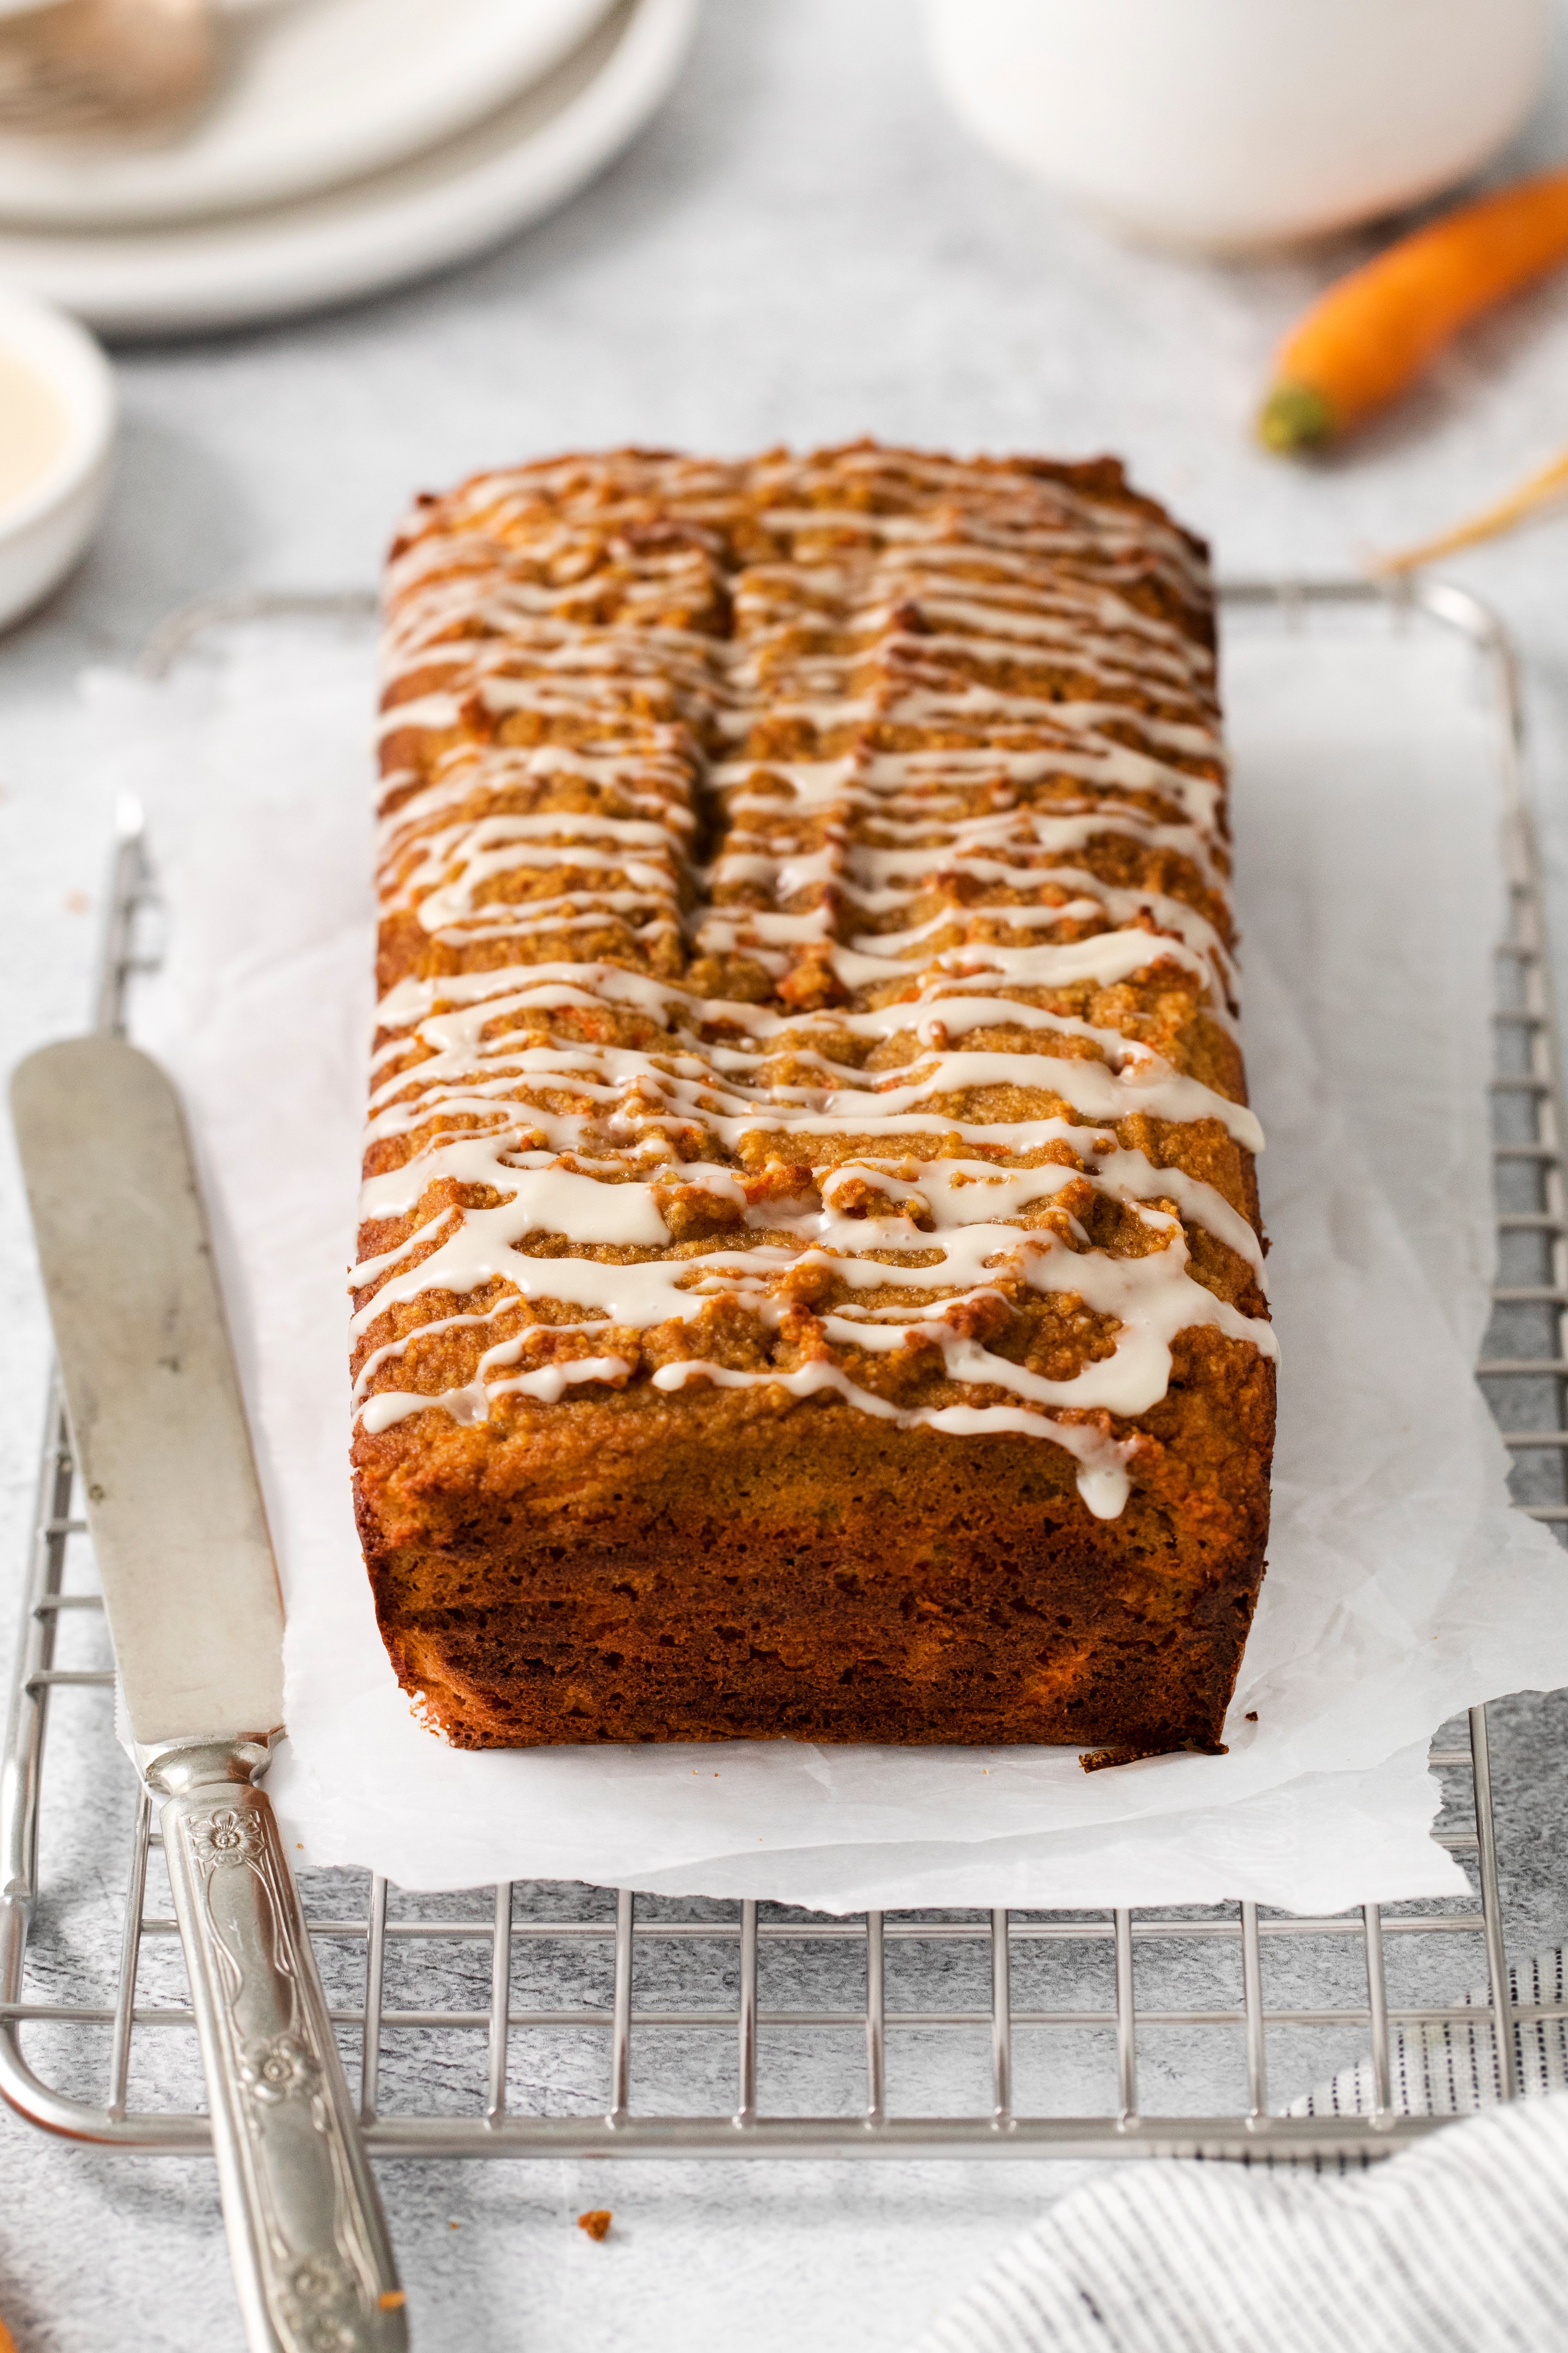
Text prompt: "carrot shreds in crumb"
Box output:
[[577, 2208, 613, 2241]]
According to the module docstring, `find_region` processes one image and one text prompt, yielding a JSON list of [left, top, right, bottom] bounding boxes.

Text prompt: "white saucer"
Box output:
[[0, 0, 697, 337], [0, 0, 619, 228]]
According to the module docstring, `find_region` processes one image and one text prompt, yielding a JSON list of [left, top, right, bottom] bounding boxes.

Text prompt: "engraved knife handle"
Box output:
[[146, 1742, 408, 2353]]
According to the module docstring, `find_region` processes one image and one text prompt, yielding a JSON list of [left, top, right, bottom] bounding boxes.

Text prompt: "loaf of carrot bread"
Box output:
[[351, 442, 1276, 1755]]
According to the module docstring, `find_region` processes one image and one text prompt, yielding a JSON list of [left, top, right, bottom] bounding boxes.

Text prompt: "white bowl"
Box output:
[[0, 288, 115, 633], [922, 0, 1552, 253]]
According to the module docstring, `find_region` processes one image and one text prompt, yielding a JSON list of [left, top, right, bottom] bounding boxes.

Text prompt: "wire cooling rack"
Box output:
[[2, 576, 1564, 2167]]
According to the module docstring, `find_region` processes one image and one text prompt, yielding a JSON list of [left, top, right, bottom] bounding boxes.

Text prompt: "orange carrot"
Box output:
[[1259, 167, 1568, 455]]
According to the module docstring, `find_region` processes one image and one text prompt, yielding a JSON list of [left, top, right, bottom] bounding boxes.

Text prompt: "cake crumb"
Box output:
[[1080, 1736, 1228, 1774], [577, 2209, 613, 2242], [1245, 1710, 1258, 1722]]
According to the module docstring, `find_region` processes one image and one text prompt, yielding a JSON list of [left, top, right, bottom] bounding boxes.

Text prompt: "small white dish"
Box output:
[[0, 0, 695, 336], [922, 0, 1551, 253], [0, 288, 113, 633], [0, 0, 618, 229]]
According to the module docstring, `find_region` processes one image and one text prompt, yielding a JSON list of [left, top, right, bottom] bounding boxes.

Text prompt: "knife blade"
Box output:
[[11, 1036, 408, 2353], [11, 1033, 283, 1746]]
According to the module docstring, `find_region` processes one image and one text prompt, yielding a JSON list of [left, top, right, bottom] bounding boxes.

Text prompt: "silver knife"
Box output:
[[10, 1036, 408, 2353]]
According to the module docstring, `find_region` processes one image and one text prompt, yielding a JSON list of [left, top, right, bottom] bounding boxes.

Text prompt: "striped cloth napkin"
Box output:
[[916, 1955, 1568, 2353]]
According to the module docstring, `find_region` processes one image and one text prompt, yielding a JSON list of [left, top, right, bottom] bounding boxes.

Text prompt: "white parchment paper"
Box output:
[[96, 606, 1568, 1913]]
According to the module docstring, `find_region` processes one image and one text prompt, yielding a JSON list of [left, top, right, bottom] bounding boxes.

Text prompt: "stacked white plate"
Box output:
[[0, 0, 698, 335]]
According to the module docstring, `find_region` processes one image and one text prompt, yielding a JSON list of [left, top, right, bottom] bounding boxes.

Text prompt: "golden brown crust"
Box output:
[[352, 441, 1274, 1753], [357, 1333, 1273, 1750]]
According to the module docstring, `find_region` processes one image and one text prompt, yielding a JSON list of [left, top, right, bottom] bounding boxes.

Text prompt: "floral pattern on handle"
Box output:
[[159, 1774, 406, 2353]]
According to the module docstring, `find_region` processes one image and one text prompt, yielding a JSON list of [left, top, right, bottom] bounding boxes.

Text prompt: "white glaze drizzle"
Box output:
[[356, 448, 1269, 1520]]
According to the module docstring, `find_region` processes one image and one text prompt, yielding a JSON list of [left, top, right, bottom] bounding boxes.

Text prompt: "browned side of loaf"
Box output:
[[356, 1328, 1272, 1751]]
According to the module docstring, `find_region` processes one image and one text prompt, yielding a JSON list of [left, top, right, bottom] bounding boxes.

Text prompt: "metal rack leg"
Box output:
[[360, 1875, 388, 2125], [1, 1392, 76, 2023], [1114, 1909, 1138, 2122], [990, 1910, 1012, 2125], [736, 1900, 758, 2127], [864, 1911, 885, 2126], [1240, 1900, 1267, 2121], [485, 1881, 512, 2126], [1471, 1703, 1520, 2100], [106, 1790, 151, 2122], [609, 1888, 633, 2126], [1362, 1905, 1393, 2119]]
